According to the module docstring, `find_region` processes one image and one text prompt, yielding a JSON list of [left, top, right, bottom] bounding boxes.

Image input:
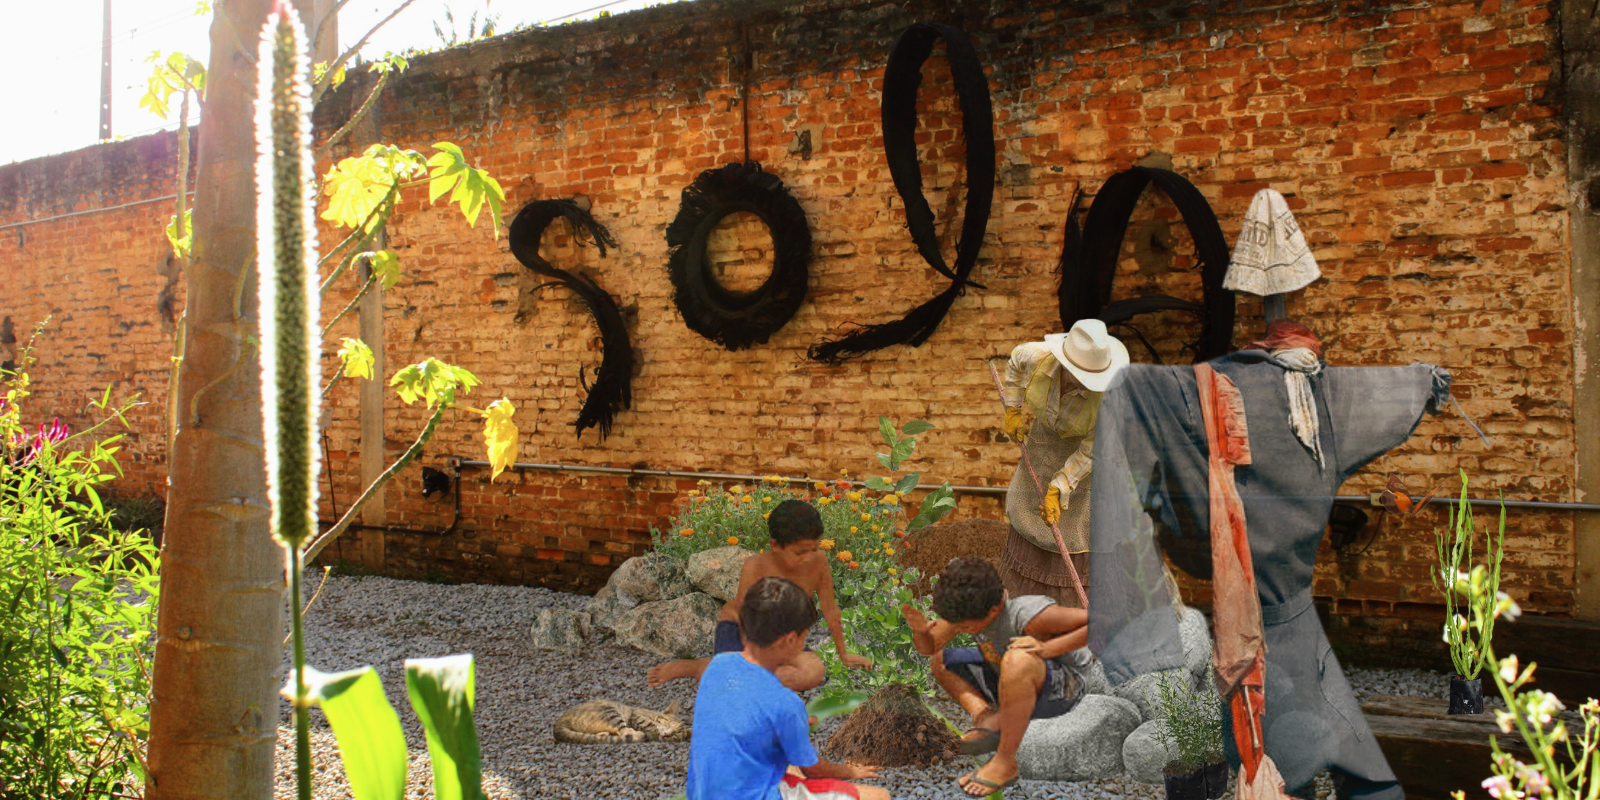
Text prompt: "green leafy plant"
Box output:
[[1151, 671, 1225, 775], [1432, 470, 1508, 681], [1444, 543, 1598, 800], [0, 337, 156, 799]]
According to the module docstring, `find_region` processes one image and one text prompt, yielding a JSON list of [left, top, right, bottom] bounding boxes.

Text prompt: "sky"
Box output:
[[3, 0, 679, 165]]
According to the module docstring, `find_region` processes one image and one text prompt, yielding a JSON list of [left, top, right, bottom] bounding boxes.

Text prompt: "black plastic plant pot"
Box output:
[[1203, 761, 1230, 799], [1165, 766, 1208, 800], [1449, 675, 1485, 715]]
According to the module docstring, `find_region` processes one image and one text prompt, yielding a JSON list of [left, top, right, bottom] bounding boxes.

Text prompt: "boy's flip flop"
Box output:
[[957, 728, 1000, 755], [958, 770, 1018, 796]]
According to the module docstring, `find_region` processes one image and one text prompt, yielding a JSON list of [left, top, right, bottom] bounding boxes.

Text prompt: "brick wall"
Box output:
[[0, 0, 1576, 660]]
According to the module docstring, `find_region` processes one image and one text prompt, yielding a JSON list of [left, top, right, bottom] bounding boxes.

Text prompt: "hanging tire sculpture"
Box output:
[[1057, 166, 1235, 363], [808, 21, 994, 364], [665, 160, 812, 351], [508, 198, 632, 440]]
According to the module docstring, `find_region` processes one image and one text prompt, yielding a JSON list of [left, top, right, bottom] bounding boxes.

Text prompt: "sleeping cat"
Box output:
[[552, 699, 690, 743]]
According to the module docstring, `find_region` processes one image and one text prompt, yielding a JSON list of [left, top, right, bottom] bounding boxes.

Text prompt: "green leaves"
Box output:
[[875, 417, 933, 471], [427, 143, 506, 239], [139, 51, 206, 120], [893, 473, 920, 495], [406, 654, 485, 800], [390, 358, 480, 409], [900, 420, 935, 436], [878, 416, 897, 448], [366, 249, 402, 289], [291, 666, 407, 800], [165, 209, 193, 260], [864, 476, 892, 492], [320, 145, 426, 231], [907, 484, 957, 531], [806, 691, 870, 727], [338, 338, 375, 381]]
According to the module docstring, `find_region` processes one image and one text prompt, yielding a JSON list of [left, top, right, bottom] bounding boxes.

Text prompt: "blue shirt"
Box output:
[[686, 652, 818, 800]]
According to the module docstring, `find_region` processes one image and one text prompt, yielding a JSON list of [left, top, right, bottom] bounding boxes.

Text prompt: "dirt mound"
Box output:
[[895, 517, 1009, 597], [823, 684, 961, 768]]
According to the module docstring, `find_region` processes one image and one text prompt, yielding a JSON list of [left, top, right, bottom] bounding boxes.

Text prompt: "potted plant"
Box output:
[[1153, 672, 1228, 800], [1430, 470, 1508, 715]]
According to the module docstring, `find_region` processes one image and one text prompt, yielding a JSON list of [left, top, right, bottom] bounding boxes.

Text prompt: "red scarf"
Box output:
[[1246, 320, 1322, 357]]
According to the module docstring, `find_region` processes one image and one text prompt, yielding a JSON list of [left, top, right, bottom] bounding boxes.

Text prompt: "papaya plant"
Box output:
[[255, 7, 502, 799]]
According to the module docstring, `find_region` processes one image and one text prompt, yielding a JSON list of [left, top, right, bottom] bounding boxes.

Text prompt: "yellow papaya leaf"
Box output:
[[482, 398, 518, 482], [337, 338, 375, 381]]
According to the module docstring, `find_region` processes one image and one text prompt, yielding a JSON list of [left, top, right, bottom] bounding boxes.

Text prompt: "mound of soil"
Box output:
[[895, 517, 1009, 597], [823, 684, 962, 768]]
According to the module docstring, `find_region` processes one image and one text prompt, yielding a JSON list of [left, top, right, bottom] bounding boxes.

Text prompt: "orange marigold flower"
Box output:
[[836, 479, 851, 490], [727, 536, 739, 546], [894, 530, 907, 538], [763, 512, 771, 519], [819, 539, 835, 550], [860, 513, 870, 521], [814, 481, 827, 491], [742, 495, 754, 503], [679, 528, 694, 537], [837, 550, 853, 562], [849, 561, 859, 570]]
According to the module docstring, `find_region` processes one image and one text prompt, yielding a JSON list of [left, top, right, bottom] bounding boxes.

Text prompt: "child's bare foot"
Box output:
[[646, 659, 699, 688]]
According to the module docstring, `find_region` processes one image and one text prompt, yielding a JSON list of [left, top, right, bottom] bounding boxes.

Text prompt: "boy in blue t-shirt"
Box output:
[[686, 576, 889, 800]]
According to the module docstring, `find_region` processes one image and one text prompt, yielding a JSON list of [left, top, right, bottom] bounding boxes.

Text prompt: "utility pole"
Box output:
[[99, 0, 112, 140]]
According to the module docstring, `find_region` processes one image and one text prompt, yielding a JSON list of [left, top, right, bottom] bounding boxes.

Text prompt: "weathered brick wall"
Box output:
[[0, 0, 1576, 662]]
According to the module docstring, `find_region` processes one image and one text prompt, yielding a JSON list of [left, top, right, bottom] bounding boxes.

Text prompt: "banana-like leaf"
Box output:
[[806, 690, 869, 726], [405, 654, 484, 800], [292, 665, 407, 800]]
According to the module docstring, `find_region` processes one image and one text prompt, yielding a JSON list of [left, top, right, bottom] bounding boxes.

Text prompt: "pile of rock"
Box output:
[[1014, 605, 1216, 784], [529, 547, 754, 659]]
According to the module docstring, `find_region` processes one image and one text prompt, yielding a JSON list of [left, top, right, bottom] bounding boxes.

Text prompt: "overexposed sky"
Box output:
[[3, 0, 679, 165]]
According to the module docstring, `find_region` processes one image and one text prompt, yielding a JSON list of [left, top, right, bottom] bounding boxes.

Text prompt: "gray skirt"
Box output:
[[998, 526, 1089, 610]]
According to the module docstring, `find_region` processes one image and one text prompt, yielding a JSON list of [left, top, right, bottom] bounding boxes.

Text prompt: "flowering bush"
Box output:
[[647, 417, 961, 696], [1431, 471, 1508, 680]]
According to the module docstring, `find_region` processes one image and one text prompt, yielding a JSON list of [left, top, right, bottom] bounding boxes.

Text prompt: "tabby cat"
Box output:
[[552, 699, 690, 743]]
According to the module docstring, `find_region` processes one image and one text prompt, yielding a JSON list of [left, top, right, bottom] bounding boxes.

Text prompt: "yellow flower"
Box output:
[[819, 497, 833, 506], [819, 539, 835, 550], [763, 512, 771, 519], [880, 495, 899, 506], [872, 525, 880, 532], [885, 547, 895, 556], [840, 469, 849, 477], [730, 484, 743, 494], [679, 528, 694, 537], [697, 480, 710, 487], [850, 526, 858, 533], [727, 536, 739, 546], [687, 489, 699, 496], [764, 475, 784, 483], [762, 495, 771, 502], [814, 481, 827, 491], [742, 495, 754, 503], [888, 568, 897, 576], [848, 492, 862, 502], [895, 491, 905, 499], [861, 513, 870, 521]]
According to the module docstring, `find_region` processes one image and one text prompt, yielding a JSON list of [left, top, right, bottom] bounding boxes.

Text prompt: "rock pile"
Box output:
[[530, 546, 754, 658]]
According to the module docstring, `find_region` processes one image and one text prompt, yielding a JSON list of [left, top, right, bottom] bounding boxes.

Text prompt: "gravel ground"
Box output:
[[273, 571, 1461, 800]]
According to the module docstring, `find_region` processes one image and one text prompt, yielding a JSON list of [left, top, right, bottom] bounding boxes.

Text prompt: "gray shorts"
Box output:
[[942, 647, 1084, 719]]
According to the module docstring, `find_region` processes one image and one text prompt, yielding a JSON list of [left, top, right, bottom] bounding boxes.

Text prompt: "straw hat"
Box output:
[[1043, 320, 1129, 393]]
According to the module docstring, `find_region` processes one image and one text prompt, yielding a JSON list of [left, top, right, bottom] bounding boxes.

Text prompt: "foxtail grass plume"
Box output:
[[256, 0, 322, 549]]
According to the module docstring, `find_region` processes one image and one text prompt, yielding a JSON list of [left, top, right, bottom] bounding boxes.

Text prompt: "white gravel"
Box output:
[[273, 571, 1462, 800]]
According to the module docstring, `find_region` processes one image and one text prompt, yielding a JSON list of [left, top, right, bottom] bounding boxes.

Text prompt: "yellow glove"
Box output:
[[1004, 407, 1027, 443], [1040, 484, 1062, 524]]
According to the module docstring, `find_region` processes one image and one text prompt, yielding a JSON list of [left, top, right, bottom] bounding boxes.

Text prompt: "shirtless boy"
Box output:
[[646, 499, 874, 692]]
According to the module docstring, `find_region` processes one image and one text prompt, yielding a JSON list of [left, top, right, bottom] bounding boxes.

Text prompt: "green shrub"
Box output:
[[0, 366, 156, 799], [1151, 671, 1224, 774]]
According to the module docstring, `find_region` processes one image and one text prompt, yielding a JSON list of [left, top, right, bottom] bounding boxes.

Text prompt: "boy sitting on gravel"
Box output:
[[647, 499, 873, 691], [687, 576, 888, 800], [901, 557, 1092, 797]]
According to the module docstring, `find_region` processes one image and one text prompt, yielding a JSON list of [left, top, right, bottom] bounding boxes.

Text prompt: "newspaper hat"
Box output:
[[1223, 188, 1320, 296], [1044, 319, 1129, 393]]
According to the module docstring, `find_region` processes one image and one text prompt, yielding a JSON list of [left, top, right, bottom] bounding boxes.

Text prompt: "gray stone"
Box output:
[[1178, 605, 1214, 686], [607, 554, 692, 604], [586, 582, 634, 632], [528, 608, 595, 651], [1113, 668, 1196, 723], [1081, 655, 1112, 697], [613, 591, 722, 659], [1015, 694, 1142, 782], [1123, 718, 1178, 784], [686, 546, 755, 601]]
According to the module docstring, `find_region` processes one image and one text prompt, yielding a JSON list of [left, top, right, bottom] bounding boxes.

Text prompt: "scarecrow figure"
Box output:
[[996, 319, 1128, 609], [1089, 192, 1429, 800]]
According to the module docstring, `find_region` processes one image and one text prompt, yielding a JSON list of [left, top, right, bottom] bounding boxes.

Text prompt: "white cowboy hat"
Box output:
[[1043, 319, 1129, 393]]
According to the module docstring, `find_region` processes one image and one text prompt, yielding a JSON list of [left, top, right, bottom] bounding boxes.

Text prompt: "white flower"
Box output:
[[1527, 690, 1565, 725], [1499, 655, 1520, 684], [1482, 774, 1521, 799], [1494, 709, 1516, 734], [1495, 591, 1523, 621]]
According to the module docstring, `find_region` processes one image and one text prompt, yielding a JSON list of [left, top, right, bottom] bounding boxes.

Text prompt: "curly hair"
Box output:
[[931, 557, 1004, 623], [768, 499, 823, 546], [740, 576, 817, 648]]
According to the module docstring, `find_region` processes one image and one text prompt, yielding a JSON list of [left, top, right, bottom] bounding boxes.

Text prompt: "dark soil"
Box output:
[[894, 517, 1009, 597], [823, 684, 963, 768]]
